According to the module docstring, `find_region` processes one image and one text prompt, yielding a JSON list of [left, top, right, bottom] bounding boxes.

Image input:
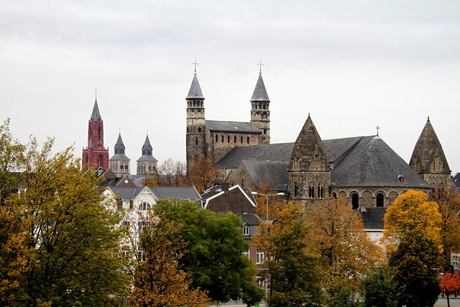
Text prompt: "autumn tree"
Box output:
[[186, 154, 219, 193], [253, 202, 324, 306], [382, 190, 443, 252], [153, 200, 264, 304], [129, 212, 210, 306], [252, 181, 286, 221], [305, 197, 383, 304], [0, 119, 129, 306], [439, 271, 460, 307], [383, 190, 445, 307], [142, 159, 187, 187], [430, 188, 460, 263]]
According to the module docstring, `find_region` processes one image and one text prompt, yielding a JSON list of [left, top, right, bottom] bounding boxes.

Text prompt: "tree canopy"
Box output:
[[0, 119, 129, 306], [152, 199, 264, 304]]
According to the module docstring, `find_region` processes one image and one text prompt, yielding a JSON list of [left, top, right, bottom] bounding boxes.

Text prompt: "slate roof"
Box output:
[[218, 136, 430, 189], [331, 136, 430, 188], [250, 74, 270, 102], [242, 212, 264, 226], [218, 143, 294, 169], [452, 173, 460, 190], [149, 186, 201, 201], [360, 207, 387, 230], [110, 133, 130, 161], [91, 100, 101, 121], [137, 135, 158, 162], [186, 75, 204, 99], [205, 120, 261, 134], [241, 160, 289, 190], [108, 186, 201, 202]]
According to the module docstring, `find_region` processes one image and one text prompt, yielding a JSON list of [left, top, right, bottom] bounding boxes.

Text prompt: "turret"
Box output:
[[137, 135, 158, 176], [186, 72, 207, 167], [250, 72, 270, 144], [109, 133, 130, 176], [82, 98, 109, 169]]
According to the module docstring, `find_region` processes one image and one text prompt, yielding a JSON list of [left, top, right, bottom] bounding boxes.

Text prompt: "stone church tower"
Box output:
[[288, 115, 331, 203], [410, 117, 451, 192], [82, 100, 109, 169], [109, 133, 130, 176], [186, 73, 207, 166], [250, 73, 271, 145], [137, 135, 158, 175]]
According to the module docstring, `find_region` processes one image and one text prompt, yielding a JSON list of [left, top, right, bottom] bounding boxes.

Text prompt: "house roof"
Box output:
[[205, 120, 261, 134], [108, 186, 201, 202]]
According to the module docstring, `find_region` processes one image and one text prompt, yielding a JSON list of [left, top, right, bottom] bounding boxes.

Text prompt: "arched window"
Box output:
[[195, 137, 198, 145], [309, 186, 315, 198], [241, 177, 245, 188], [318, 186, 324, 198], [351, 193, 359, 209], [294, 182, 299, 197], [376, 193, 384, 207]]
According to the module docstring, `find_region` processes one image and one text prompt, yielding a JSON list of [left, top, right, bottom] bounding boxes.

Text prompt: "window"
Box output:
[[215, 135, 218, 142], [241, 136, 243, 143], [309, 186, 315, 198], [256, 251, 264, 264], [139, 202, 150, 211], [376, 193, 384, 207], [138, 221, 150, 234], [318, 186, 324, 198], [247, 137, 250, 144], [243, 249, 250, 258], [195, 137, 198, 145], [294, 182, 299, 197], [243, 225, 250, 235], [222, 135, 224, 142], [228, 135, 230, 143], [351, 193, 359, 209], [234, 136, 237, 143]]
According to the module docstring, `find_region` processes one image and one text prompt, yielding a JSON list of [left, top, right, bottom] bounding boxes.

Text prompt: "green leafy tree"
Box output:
[[153, 200, 264, 304], [362, 266, 402, 307], [389, 231, 442, 307], [0, 119, 129, 306], [254, 202, 323, 306]]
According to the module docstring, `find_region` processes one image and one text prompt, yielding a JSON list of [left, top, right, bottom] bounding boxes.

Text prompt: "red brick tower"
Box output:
[[82, 99, 109, 169]]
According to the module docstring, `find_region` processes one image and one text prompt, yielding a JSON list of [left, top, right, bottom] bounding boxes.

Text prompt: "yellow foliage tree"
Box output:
[[383, 190, 443, 252], [305, 197, 383, 301], [186, 154, 219, 193]]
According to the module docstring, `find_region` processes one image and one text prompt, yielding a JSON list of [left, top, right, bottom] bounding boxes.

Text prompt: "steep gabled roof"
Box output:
[[331, 136, 430, 188], [202, 184, 257, 215], [250, 74, 270, 102], [410, 118, 450, 174], [290, 115, 328, 172], [110, 133, 130, 161], [205, 120, 261, 134], [137, 135, 158, 162], [186, 75, 205, 99]]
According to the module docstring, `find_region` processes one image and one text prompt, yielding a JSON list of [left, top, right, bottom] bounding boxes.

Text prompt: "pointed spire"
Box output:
[[250, 74, 270, 102], [141, 134, 153, 156], [186, 75, 205, 99], [410, 118, 450, 174], [91, 99, 101, 121], [114, 133, 126, 155], [290, 115, 328, 172]]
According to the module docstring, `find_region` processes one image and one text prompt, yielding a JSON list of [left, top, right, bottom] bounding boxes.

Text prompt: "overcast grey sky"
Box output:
[[1, 0, 459, 174]]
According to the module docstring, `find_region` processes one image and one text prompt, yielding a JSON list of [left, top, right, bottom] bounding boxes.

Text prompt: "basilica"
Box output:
[[185, 71, 452, 208]]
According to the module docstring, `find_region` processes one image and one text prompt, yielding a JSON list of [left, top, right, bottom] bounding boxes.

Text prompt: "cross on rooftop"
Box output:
[[192, 60, 199, 74], [258, 60, 264, 74]]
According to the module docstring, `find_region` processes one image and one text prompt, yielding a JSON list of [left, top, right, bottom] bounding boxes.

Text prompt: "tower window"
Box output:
[[215, 135, 218, 142], [318, 186, 324, 198], [309, 186, 314, 198], [198, 127, 201, 133], [195, 137, 198, 145], [222, 135, 224, 142], [376, 193, 384, 207], [241, 136, 243, 143], [228, 136, 230, 143], [294, 182, 299, 197], [234, 136, 237, 143], [247, 137, 250, 144]]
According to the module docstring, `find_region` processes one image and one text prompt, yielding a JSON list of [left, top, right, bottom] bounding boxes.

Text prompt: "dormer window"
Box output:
[[243, 225, 250, 235], [398, 175, 405, 182], [139, 202, 150, 211]]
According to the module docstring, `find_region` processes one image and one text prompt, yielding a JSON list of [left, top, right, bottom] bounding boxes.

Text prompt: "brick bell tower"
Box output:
[[82, 97, 109, 169]]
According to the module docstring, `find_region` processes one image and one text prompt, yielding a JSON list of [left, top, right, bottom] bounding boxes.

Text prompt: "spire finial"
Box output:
[[257, 60, 264, 74], [192, 59, 199, 75], [376, 125, 380, 136], [95, 88, 97, 101]]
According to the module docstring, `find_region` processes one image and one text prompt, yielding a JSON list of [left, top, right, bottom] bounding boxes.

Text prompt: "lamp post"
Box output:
[[250, 192, 285, 221]]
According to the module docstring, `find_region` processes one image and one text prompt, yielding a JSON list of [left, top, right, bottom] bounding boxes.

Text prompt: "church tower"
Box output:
[[250, 72, 270, 145], [186, 72, 206, 167], [82, 99, 109, 169], [137, 134, 158, 175], [109, 133, 130, 176], [409, 117, 451, 193], [288, 115, 331, 203]]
